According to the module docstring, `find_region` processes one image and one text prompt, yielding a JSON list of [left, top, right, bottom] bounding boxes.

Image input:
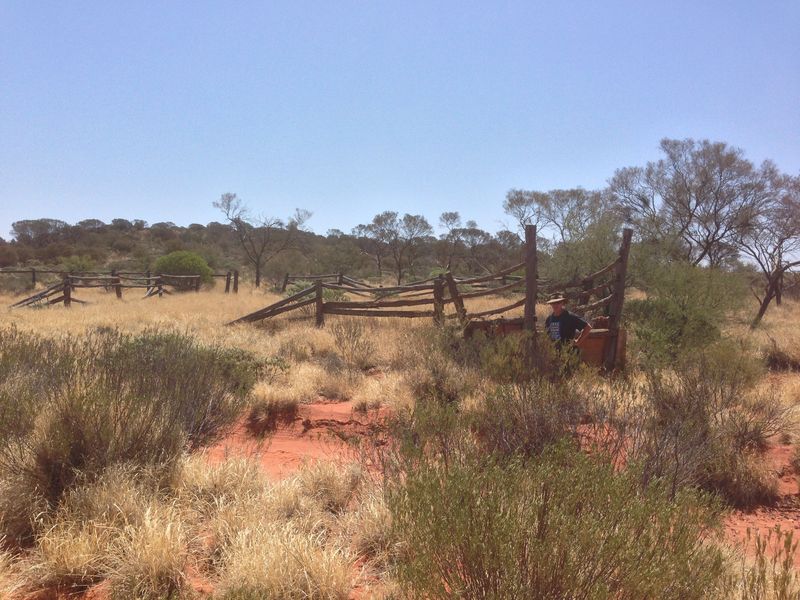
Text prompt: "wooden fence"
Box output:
[[0, 269, 240, 294], [232, 227, 634, 369], [8, 270, 240, 308]]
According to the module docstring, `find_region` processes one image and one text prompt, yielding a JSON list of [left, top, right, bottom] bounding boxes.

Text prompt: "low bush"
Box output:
[[107, 502, 190, 600], [470, 377, 585, 457], [389, 442, 726, 600], [343, 491, 397, 570], [627, 344, 789, 508], [246, 388, 299, 437], [406, 352, 474, 406], [0, 328, 262, 543], [297, 462, 362, 513], [763, 338, 800, 372], [330, 320, 375, 371]]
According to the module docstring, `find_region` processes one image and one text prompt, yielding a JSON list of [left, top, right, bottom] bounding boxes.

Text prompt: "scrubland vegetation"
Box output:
[[0, 281, 797, 598]]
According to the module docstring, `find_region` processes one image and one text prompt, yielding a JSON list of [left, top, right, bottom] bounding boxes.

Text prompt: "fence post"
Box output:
[[338, 272, 344, 285], [281, 273, 290, 292], [224, 271, 231, 293], [157, 277, 164, 298], [63, 276, 71, 308], [445, 272, 467, 325], [112, 270, 122, 299], [315, 280, 325, 327], [579, 277, 593, 308], [194, 276, 201, 293], [603, 228, 633, 371], [31, 268, 36, 288], [233, 270, 239, 294], [433, 276, 445, 325], [523, 224, 538, 333]]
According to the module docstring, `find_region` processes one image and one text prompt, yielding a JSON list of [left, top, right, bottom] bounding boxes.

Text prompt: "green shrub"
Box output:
[[153, 250, 213, 284], [627, 345, 787, 508], [624, 262, 746, 364], [389, 442, 726, 600], [470, 378, 584, 457], [61, 254, 95, 273]]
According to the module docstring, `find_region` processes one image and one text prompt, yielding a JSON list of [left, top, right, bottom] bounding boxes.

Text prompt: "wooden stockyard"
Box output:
[[6, 269, 240, 308], [232, 226, 634, 371]]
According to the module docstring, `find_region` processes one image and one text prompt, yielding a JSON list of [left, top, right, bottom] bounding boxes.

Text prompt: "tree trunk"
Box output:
[[254, 262, 261, 288], [751, 277, 778, 328], [776, 271, 783, 306]]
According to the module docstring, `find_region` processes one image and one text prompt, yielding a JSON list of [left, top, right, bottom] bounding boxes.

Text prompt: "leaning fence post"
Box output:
[[233, 270, 239, 294], [445, 272, 467, 325], [523, 224, 538, 333], [281, 273, 290, 292], [603, 228, 633, 371], [433, 276, 445, 325], [63, 276, 71, 308], [225, 271, 231, 293], [315, 280, 325, 327]]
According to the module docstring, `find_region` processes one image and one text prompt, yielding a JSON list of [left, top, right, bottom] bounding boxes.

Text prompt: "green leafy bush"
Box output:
[[624, 262, 746, 364], [153, 250, 213, 284]]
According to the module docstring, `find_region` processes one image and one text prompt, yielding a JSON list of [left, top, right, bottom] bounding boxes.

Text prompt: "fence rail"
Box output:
[[0, 268, 240, 294], [6, 269, 244, 308]]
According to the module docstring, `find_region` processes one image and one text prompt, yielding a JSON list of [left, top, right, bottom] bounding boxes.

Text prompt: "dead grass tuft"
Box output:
[[215, 523, 353, 600]]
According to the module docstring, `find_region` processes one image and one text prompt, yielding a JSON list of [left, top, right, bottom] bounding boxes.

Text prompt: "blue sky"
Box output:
[[1, 1, 798, 239]]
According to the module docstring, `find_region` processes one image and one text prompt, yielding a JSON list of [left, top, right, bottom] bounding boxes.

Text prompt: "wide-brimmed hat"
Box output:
[[545, 293, 567, 305]]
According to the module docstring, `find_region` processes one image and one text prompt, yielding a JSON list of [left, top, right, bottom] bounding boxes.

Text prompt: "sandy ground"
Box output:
[[724, 440, 800, 565], [205, 398, 384, 479]]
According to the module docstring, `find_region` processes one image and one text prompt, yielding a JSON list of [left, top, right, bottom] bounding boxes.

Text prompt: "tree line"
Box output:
[[2, 137, 798, 325]]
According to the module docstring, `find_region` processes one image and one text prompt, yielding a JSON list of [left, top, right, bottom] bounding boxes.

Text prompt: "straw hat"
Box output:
[[545, 293, 568, 305]]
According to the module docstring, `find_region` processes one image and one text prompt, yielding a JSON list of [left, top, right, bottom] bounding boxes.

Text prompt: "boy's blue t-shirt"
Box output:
[[544, 310, 588, 343]]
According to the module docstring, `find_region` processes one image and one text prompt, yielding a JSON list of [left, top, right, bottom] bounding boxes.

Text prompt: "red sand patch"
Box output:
[[724, 442, 800, 565], [206, 398, 386, 479]]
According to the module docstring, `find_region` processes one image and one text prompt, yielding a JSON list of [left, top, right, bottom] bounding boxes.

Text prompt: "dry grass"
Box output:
[[341, 491, 397, 570], [296, 461, 363, 514], [0, 549, 22, 599], [107, 502, 191, 600], [352, 372, 412, 413], [214, 523, 352, 600], [247, 382, 301, 436]]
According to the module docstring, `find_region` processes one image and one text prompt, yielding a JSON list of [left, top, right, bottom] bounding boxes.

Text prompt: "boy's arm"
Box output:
[[574, 321, 592, 348]]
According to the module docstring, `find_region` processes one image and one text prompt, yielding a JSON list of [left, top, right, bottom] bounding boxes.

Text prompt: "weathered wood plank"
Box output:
[[324, 308, 435, 318], [470, 298, 527, 319]]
